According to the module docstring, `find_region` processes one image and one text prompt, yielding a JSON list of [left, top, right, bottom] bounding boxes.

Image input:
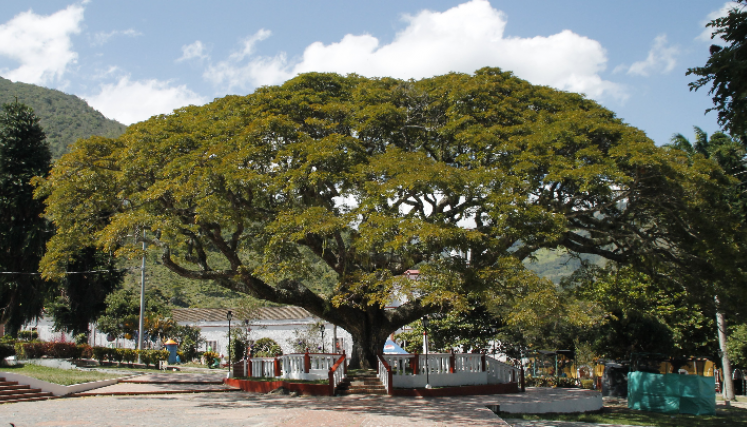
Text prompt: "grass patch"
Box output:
[[0, 364, 124, 386], [503, 405, 747, 427]]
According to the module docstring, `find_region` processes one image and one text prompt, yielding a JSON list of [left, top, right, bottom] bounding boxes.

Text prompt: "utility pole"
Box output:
[[716, 295, 735, 401], [137, 234, 146, 359]]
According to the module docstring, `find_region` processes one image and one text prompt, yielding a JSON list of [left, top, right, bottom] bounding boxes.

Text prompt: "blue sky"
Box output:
[[0, 1, 738, 146]]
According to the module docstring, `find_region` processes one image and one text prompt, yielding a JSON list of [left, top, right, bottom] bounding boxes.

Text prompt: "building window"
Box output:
[[206, 340, 218, 353]]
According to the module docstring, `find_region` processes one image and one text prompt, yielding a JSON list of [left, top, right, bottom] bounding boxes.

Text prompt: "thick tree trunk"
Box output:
[[715, 296, 735, 401], [340, 307, 394, 370]]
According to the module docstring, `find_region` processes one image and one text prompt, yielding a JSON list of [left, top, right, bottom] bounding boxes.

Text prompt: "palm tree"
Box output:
[[665, 126, 747, 401]]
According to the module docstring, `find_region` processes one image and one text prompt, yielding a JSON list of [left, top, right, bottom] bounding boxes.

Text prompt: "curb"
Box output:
[[68, 388, 242, 397]]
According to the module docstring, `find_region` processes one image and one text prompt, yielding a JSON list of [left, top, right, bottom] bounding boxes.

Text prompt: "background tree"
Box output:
[[688, 0, 747, 140], [38, 70, 744, 369], [95, 287, 170, 343], [0, 101, 52, 334], [664, 127, 747, 399], [47, 247, 125, 336]]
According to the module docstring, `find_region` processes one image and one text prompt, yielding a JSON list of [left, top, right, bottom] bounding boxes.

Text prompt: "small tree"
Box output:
[[252, 337, 282, 357]]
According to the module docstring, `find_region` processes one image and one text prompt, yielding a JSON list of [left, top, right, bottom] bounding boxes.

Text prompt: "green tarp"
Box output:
[[628, 371, 715, 415]]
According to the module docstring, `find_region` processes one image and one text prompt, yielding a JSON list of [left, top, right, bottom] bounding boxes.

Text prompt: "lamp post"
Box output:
[[490, 326, 497, 355], [227, 310, 233, 378], [244, 319, 250, 359], [319, 324, 326, 353], [422, 316, 431, 389]]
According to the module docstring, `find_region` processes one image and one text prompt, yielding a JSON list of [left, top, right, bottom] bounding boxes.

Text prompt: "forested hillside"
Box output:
[[0, 77, 126, 158]]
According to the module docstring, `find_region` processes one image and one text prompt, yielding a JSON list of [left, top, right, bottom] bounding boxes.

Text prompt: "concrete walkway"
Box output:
[[71, 372, 236, 396], [0, 378, 611, 427]]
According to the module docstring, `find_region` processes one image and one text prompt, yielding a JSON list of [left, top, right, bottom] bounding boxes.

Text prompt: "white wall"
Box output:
[[181, 320, 353, 359]]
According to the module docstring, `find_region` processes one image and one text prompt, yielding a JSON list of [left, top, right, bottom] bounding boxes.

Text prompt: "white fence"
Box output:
[[379, 353, 520, 389], [236, 353, 346, 382]]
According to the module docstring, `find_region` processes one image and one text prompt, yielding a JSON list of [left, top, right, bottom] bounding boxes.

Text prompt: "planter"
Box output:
[[225, 378, 332, 396]]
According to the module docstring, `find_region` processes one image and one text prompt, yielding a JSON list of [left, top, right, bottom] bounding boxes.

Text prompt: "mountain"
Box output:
[[0, 77, 127, 158]]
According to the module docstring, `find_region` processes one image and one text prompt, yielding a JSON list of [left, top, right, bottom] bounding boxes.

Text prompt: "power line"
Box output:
[[0, 267, 139, 275]]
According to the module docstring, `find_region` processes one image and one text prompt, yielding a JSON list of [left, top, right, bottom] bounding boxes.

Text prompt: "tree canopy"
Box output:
[[38, 69, 743, 368], [0, 101, 52, 333], [688, 0, 747, 140]]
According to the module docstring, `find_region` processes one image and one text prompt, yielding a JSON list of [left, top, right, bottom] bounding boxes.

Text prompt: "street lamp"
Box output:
[[319, 324, 326, 353], [227, 310, 233, 378], [244, 319, 250, 359], [422, 316, 431, 389]]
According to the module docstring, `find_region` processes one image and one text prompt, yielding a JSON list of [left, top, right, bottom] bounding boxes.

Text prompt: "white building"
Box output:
[[172, 307, 352, 357]]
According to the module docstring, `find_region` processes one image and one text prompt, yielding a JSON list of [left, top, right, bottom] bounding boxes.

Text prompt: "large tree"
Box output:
[[37, 69, 742, 368], [0, 101, 52, 333]]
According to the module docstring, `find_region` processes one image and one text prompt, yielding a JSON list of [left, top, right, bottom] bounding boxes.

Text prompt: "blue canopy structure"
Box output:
[[383, 339, 408, 354]]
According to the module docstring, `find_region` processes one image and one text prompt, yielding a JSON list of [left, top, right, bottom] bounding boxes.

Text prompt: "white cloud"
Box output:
[[0, 4, 84, 85], [85, 76, 208, 125], [91, 28, 142, 46], [177, 40, 209, 62], [202, 0, 625, 101], [697, 2, 746, 41], [626, 35, 679, 77], [203, 29, 275, 89]]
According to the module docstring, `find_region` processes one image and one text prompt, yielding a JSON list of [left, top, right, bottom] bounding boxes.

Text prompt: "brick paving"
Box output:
[[0, 374, 613, 426], [0, 392, 510, 426]]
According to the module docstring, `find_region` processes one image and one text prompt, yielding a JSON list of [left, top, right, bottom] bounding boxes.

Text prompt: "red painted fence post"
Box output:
[[481, 354, 486, 372], [304, 351, 310, 374], [449, 349, 455, 374], [328, 369, 334, 396], [247, 358, 252, 377], [412, 353, 420, 375], [343, 350, 347, 374], [274, 357, 281, 377]]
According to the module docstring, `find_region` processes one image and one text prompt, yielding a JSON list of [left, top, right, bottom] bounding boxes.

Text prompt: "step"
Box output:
[[0, 388, 47, 396], [0, 395, 55, 404], [350, 380, 381, 385], [0, 387, 38, 396], [0, 391, 54, 402], [337, 389, 387, 395], [0, 385, 31, 392], [0, 381, 20, 387], [337, 386, 386, 392]]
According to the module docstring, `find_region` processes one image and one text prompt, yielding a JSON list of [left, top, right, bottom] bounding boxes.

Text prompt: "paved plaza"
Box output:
[[0, 373, 636, 427]]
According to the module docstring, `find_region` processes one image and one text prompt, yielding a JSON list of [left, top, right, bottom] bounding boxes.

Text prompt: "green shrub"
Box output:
[[556, 377, 578, 388], [112, 348, 125, 364], [45, 342, 77, 358], [76, 344, 93, 359], [74, 333, 88, 345], [16, 342, 46, 359], [0, 335, 15, 345], [92, 347, 108, 364], [0, 344, 15, 360], [580, 379, 595, 390], [203, 351, 219, 366], [17, 330, 38, 341], [138, 349, 152, 366], [122, 349, 137, 365]]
